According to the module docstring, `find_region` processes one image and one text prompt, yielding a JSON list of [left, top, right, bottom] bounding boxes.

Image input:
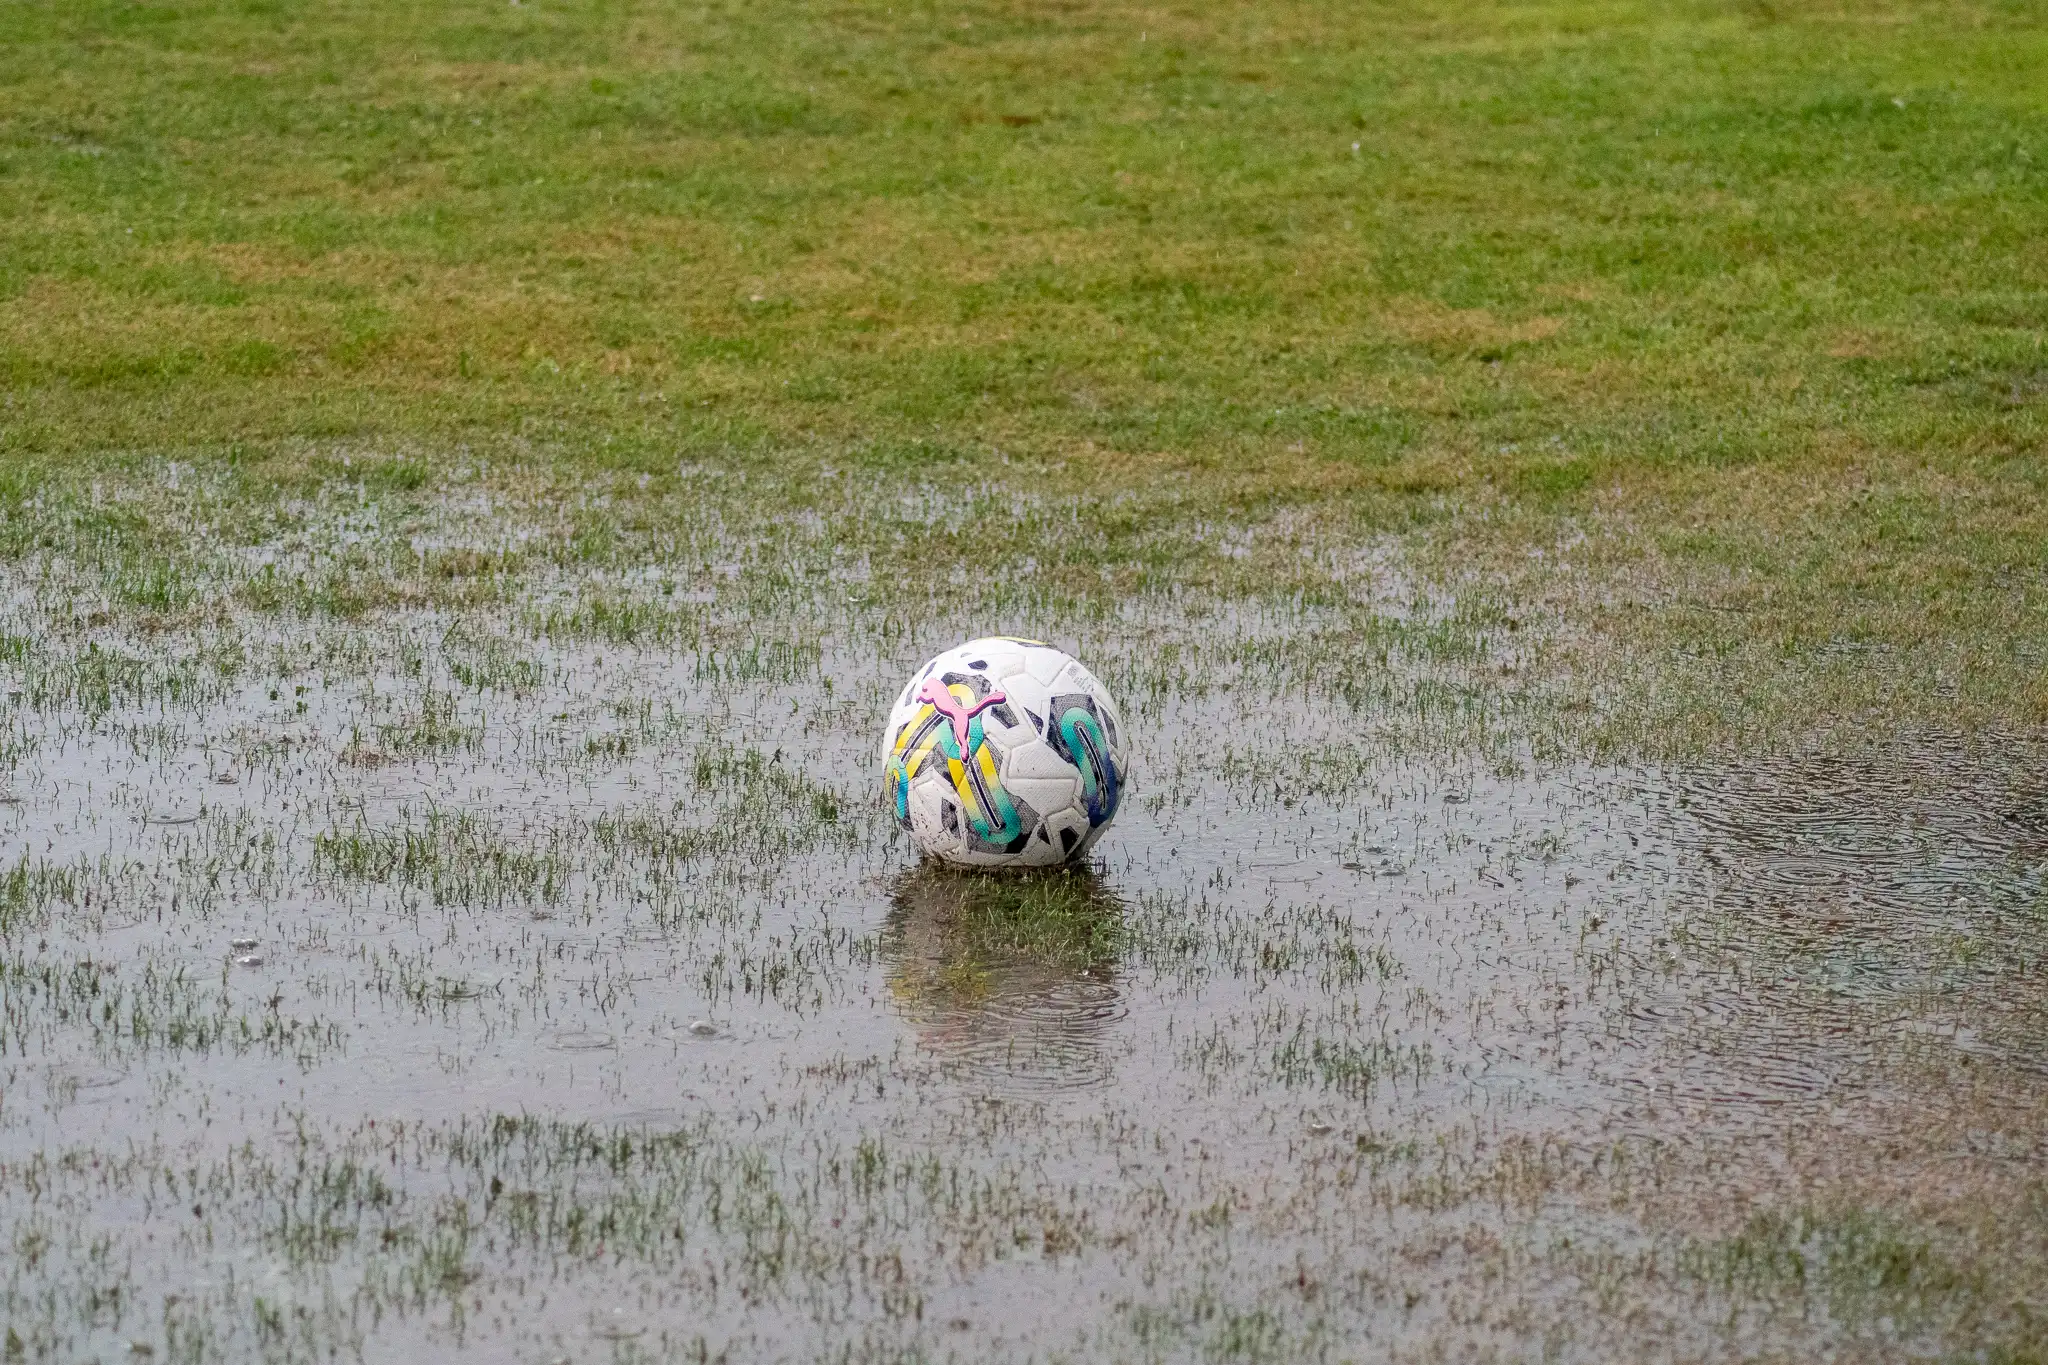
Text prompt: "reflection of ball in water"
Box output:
[[880, 637, 1127, 868], [881, 863, 1127, 1091]]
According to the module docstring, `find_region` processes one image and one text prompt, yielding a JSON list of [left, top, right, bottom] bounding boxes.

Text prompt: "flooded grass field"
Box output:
[[4, 0, 2048, 1358], [0, 465, 2043, 1363]]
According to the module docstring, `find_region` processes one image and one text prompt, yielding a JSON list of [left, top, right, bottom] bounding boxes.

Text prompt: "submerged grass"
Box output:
[[0, 1, 2044, 1362], [885, 864, 1128, 993], [314, 807, 569, 909], [0, 953, 342, 1060]]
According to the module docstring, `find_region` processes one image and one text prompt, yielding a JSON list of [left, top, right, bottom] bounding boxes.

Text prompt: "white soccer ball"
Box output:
[[881, 637, 1128, 868]]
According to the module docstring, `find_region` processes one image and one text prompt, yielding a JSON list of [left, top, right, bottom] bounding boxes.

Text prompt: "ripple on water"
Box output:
[[920, 972, 1126, 1093], [879, 864, 1131, 1095], [1650, 1050, 1840, 1109], [1677, 746, 2045, 918], [1999, 793, 2048, 841], [1631, 737, 2048, 1120], [47, 1066, 130, 1102], [543, 1030, 618, 1053], [887, 962, 1128, 1094]]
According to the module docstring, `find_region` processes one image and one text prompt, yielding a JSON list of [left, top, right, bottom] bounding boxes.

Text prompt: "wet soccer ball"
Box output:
[[881, 637, 1127, 868]]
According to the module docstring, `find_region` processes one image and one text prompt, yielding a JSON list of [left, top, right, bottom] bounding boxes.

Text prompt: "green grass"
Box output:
[[886, 863, 1128, 978], [0, 0, 2041, 476], [0, 951, 343, 1059], [313, 806, 571, 908], [3, 0, 2044, 746]]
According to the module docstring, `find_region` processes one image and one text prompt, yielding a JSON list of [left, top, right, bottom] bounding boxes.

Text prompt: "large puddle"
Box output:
[[1, 544, 2043, 1361]]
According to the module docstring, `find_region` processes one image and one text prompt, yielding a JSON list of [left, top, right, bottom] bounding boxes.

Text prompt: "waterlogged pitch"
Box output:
[[2, 0, 2047, 1360], [0, 470, 2042, 1362]]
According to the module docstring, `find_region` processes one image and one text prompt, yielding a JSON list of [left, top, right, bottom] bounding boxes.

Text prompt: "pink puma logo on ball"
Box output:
[[918, 675, 1006, 753]]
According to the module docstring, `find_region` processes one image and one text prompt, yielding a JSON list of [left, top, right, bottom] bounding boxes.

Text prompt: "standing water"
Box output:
[[1, 503, 2042, 1363]]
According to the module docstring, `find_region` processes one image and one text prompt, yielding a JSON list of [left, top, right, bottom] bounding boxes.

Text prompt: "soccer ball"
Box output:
[[881, 637, 1127, 868]]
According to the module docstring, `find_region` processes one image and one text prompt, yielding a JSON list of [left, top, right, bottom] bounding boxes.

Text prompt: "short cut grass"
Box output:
[[3, 0, 2044, 748]]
